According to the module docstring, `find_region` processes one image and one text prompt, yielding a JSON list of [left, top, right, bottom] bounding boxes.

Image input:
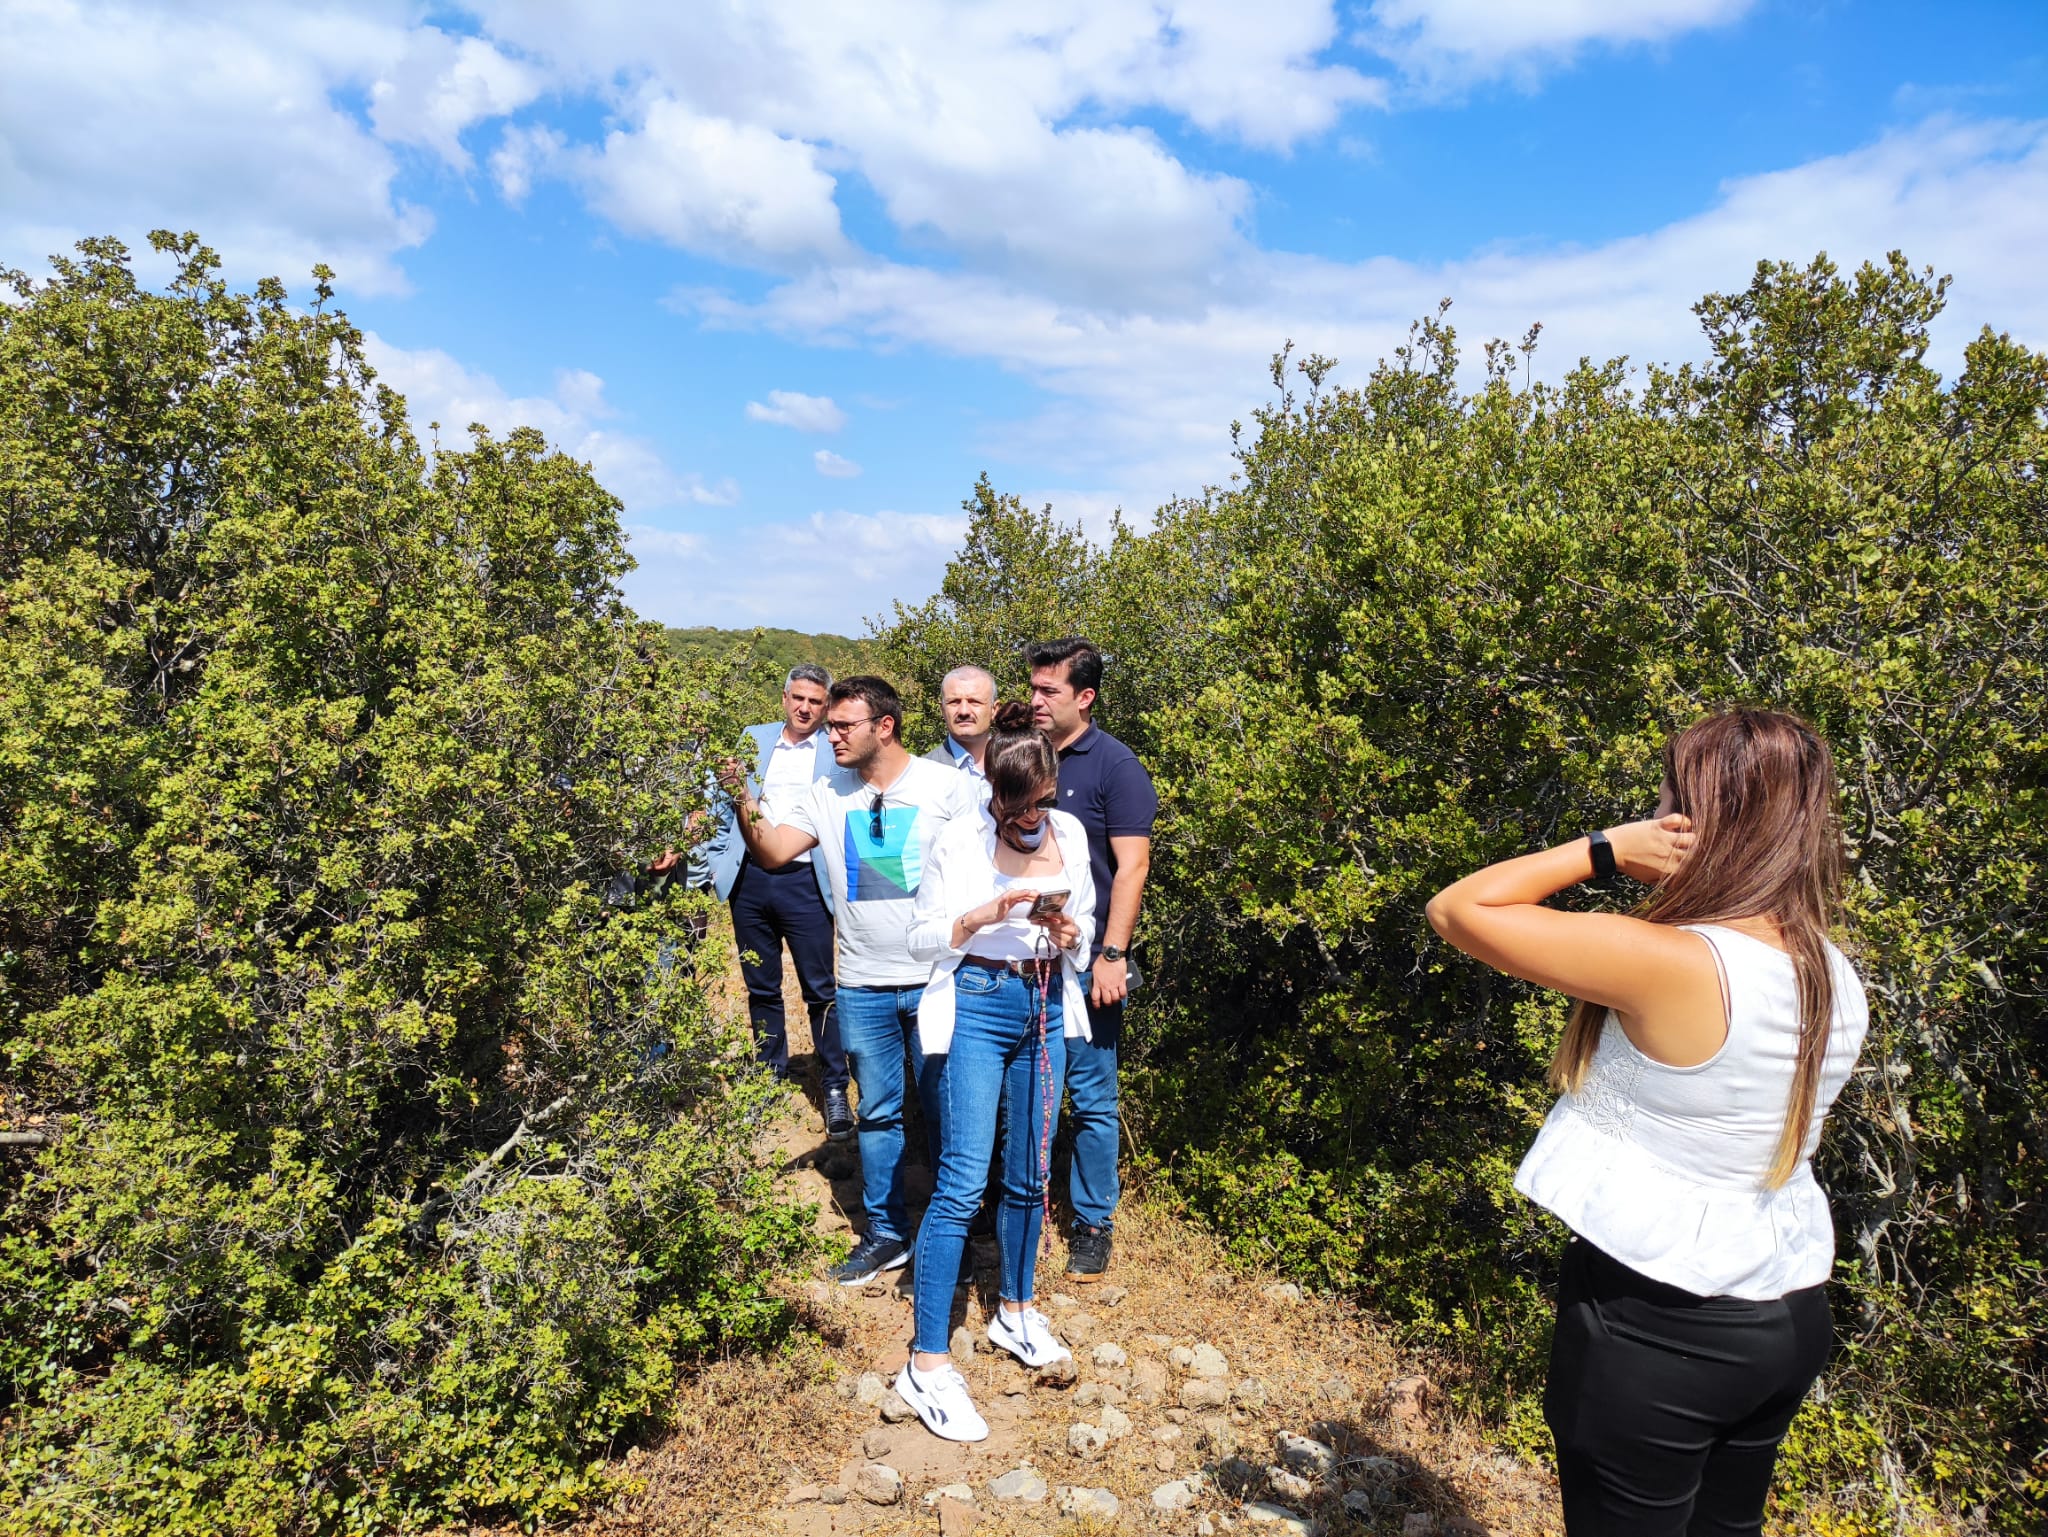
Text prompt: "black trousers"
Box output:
[[1545, 1238, 1833, 1537], [728, 858, 846, 1089]]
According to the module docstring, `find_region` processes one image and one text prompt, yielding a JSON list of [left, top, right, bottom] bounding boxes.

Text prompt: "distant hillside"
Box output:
[[661, 626, 884, 698]]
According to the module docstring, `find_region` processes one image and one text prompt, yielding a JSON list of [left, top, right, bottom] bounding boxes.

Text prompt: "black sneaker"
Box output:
[[1065, 1223, 1112, 1283], [830, 1234, 911, 1287], [823, 1085, 855, 1143]]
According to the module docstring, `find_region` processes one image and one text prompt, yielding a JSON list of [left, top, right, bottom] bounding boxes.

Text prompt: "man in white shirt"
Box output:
[[922, 665, 996, 806], [705, 665, 852, 1141], [724, 675, 978, 1285]]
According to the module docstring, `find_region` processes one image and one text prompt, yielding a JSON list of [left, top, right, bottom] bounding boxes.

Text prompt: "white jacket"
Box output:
[[907, 807, 1097, 1055]]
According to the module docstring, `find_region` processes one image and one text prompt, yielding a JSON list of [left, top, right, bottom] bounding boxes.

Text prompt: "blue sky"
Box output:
[[4, 1, 2045, 635]]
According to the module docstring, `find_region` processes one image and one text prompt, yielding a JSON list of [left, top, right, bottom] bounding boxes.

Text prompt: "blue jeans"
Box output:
[[730, 859, 846, 1090], [913, 965, 1066, 1354], [837, 984, 942, 1246], [1064, 963, 1133, 1232]]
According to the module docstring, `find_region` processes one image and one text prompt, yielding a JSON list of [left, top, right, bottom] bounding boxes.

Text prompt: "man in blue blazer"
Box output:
[[708, 664, 853, 1140]]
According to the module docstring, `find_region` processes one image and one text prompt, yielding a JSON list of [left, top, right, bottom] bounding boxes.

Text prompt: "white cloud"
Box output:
[[696, 115, 2048, 522], [620, 507, 967, 631], [571, 96, 848, 264], [489, 122, 563, 203], [813, 449, 862, 479], [362, 334, 738, 509], [623, 524, 705, 559], [745, 390, 848, 432], [368, 27, 542, 169], [1360, 0, 1756, 86], [460, 0, 1378, 302], [0, 0, 431, 293]]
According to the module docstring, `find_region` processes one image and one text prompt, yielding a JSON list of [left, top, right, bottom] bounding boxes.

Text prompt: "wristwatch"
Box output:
[[1100, 944, 1128, 961]]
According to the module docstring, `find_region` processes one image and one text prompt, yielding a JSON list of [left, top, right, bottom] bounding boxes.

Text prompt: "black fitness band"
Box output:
[[1585, 828, 1618, 884]]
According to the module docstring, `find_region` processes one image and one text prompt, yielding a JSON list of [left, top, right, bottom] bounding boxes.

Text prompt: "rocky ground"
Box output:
[[524, 1086, 1561, 1535], [499, 933, 1565, 1537]]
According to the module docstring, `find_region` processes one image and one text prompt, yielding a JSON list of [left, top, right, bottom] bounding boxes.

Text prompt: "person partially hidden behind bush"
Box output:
[[1427, 709, 1869, 1537]]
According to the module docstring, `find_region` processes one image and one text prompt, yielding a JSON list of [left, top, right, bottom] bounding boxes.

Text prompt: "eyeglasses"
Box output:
[[822, 716, 874, 738]]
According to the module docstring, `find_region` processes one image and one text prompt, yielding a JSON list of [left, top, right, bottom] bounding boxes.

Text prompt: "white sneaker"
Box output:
[[986, 1305, 1071, 1368], [894, 1362, 989, 1443]]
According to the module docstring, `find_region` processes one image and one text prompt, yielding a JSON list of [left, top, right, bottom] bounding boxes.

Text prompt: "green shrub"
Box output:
[[0, 235, 814, 1534], [882, 255, 2048, 1531]]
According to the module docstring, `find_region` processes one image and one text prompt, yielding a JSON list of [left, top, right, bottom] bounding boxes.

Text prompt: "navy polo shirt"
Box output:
[[1055, 723, 1159, 947]]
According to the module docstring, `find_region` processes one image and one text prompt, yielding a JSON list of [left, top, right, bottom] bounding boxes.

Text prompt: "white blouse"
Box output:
[[907, 808, 1097, 1055], [1514, 924, 1870, 1300]]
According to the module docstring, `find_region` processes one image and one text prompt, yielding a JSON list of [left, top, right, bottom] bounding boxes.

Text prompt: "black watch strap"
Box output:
[[1585, 829, 1618, 883]]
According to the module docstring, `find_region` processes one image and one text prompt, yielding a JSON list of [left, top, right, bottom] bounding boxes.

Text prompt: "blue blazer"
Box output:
[[707, 722, 837, 909]]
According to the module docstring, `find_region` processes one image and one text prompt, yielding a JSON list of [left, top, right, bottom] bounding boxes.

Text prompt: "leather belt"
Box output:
[[959, 953, 1061, 981]]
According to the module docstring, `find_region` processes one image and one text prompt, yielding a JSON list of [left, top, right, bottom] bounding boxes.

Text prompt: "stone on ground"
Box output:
[[1034, 1355, 1078, 1388], [1388, 1373, 1434, 1426], [1245, 1502, 1310, 1534], [854, 1372, 887, 1406], [1068, 1421, 1109, 1459], [861, 1428, 892, 1459], [1058, 1485, 1121, 1520], [819, 1485, 848, 1505], [1168, 1344, 1196, 1370], [1277, 1431, 1337, 1476], [924, 1482, 976, 1505], [877, 1388, 917, 1423], [1267, 1464, 1316, 1503], [1190, 1343, 1229, 1378], [784, 1484, 822, 1504], [1179, 1378, 1230, 1410], [1233, 1376, 1268, 1409], [937, 1495, 981, 1537], [950, 1324, 976, 1362], [1092, 1341, 1129, 1368], [1263, 1282, 1303, 1304], [853, 1463, 902, 1505], [1098, 1284, 1128, 1306], [1058, 1312, 1096, 1346], [1131, 1358, 1170, 1403], [1151, 1478, 1200, 1512], [988, 1467, 1049, 1503], [1099, 1404, 1134, 1440]]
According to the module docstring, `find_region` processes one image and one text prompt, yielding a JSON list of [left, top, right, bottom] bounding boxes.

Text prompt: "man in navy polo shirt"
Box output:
[[1028, 636, 1158, 1283]]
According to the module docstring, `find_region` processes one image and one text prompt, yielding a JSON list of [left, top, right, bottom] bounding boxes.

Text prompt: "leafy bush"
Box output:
[[882, 256, 2047, 1531], [0, 235, 814, 1534]]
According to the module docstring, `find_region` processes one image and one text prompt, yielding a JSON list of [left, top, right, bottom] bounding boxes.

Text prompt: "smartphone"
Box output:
[[1028, 889, 1071, 917]]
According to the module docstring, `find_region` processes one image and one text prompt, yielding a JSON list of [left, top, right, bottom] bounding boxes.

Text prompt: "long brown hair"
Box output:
[[1550, 708, 1847, 1188], [984, 701, 1058, 852]]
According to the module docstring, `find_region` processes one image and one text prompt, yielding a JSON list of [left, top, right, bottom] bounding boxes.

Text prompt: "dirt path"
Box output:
[[542, 930, 1564, 1537]]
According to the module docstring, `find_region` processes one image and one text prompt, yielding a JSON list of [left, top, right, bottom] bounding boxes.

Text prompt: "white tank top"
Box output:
[[1513, 924, 1869, 1299], [962, 868, 1066, 963]]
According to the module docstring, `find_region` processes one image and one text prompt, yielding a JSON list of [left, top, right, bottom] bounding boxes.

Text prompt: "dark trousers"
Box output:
[[729, 858, 845, 1089], [1546, 1238, 1833, 1537]]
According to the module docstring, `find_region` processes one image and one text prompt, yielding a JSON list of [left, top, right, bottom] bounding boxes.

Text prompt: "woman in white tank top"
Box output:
[[1427, 709, 1868, 1537]]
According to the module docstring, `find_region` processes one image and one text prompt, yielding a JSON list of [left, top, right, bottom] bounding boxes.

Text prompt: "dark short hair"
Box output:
[[1025, 636, 1102, 696], [828, 675, 904, 738]]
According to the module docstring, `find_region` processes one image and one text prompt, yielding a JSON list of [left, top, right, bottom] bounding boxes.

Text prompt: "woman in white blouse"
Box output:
[[1427, 709, 1868, 1537], [892, 702, 1097, 1443]]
